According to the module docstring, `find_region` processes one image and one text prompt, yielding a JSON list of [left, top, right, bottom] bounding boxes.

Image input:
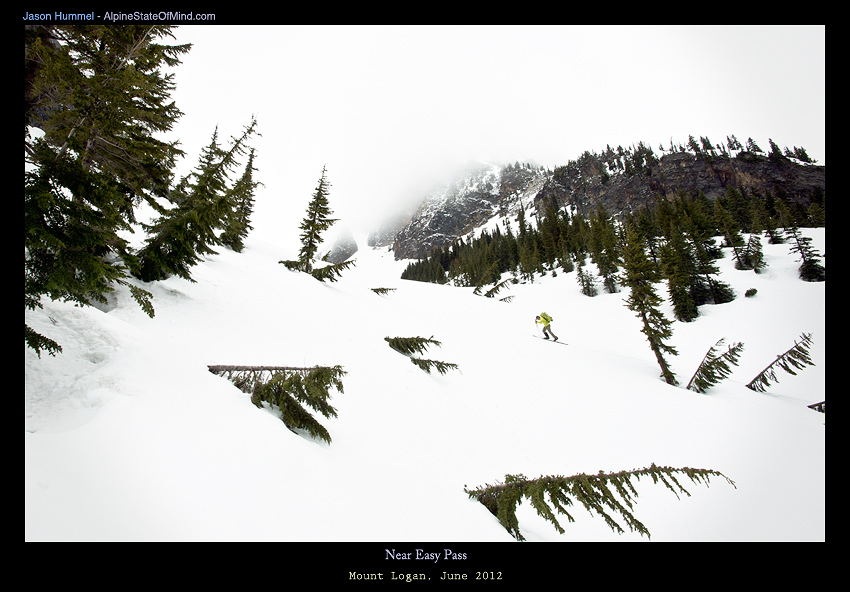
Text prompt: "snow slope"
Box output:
[[25, 228, 825, 543]]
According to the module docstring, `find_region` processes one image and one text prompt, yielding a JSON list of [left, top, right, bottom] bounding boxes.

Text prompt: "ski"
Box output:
[[533, 335, 567, 345]]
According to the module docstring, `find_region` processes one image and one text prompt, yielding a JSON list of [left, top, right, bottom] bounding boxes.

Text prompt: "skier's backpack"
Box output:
[[541, 313, 552, 323]]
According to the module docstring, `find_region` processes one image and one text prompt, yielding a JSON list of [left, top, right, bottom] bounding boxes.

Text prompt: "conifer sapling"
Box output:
[[686, 338, 744, 393], [746, 333, 815, 392], [280, 166, 356, 282]]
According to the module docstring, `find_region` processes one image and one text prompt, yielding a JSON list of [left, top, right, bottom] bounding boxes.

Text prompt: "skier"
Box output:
[[536, 313, 559, 341]]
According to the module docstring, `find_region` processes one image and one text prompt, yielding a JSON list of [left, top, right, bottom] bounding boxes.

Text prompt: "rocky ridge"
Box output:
[[375, 148, 824, 261], [381, 161, 548, 259]]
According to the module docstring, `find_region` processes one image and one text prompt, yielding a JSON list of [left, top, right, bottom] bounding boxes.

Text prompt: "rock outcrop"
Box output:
[[387, 162, 547, 259], [535, 150, 825, 219], [375, 149, 824, 261]]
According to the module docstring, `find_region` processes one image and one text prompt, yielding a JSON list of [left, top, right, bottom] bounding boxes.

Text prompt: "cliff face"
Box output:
[[380, 151, 825, 261], [534, 151, 825, 218], [388, 162, 547, 259]]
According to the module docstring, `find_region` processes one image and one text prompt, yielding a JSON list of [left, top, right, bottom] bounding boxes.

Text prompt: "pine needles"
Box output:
[[309, 259, 357, 283], [385, 336, 460, 375], [371, 287, 397, 295], [465, 464, 736, 541], [686, 338, 744, 393], [409, 358, 460, 375], [746, 332, 815, 392], [683, 333, 816, 395], [385, 336, 442, 356], [209, 364, 346, 444], [280, 258, 357, 282], [278, 166, 355, 283]]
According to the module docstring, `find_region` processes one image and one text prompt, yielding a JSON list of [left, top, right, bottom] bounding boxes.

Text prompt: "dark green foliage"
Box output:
[[400, 253, 448, 284], [309, 259, 357, 283], [576, 262, 599, 297], [219, 148, 260, 253], [409, 358, 461, 375], [209, 365, 345, 445], [25, 25, 190, 356], [587, 205, 620, 293], [371, 287, 397, 295], [483, 278, 512, 299], [620, 225, 679, 386], [686, 338, 745, 393], [24, 324, 62, 358], [280, 166, 353, 282], [280, 259, 309, 273], [746, 333, 815, 393], [385, 336, 459, 375], [25, 26, 260, 357], [785, 227, 825, 282], [689, 232, 735, 306], [397, 157, 815, 315], [465, 464, 736, 541], [385, 336, 442, 356], [652, 192, 735, 308], [659, 231, 699, 322], [136, 118, 259, 282], [736, 234, 767, 273], [401, 205, 581, 286], [297, 166, 335, 272]]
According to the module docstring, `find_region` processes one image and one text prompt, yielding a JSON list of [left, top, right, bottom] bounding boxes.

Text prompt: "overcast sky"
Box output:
[[163, 25, 825, 249]]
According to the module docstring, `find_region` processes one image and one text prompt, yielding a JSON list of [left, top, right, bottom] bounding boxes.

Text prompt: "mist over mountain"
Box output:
[[373, 137, 824, 261]]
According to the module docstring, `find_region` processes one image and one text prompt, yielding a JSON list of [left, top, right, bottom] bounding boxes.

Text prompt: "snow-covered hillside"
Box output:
[[387, 161, 548, 259], [25, 228, 825, 544]]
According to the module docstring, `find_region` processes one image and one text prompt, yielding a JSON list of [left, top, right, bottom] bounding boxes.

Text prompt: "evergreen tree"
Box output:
[[785, 227, 825, 282], [309, 258, 357, 283], [465, 464, 735, 541], [738, 233, 767, 273], [793, 146, 815, 164], [746, 333, 815, 392], [807, 198, 825, 227], [219, 148, 260, 252], [620, 225, 679, 386], [576, 261, 599, 297], [588, 205, 620, 293], [636, 207, 662, 266], [746, 138, 763, 154], [687, 228, 735, 306], [659, 231, 699, 322], [385, 336, 442, 356], [135, 117, 259, 282], [25, 25, 190, 356], [280, 166, 355, 282], [726, 134, 743, 154], [714, 198, 746, 256], [297, 165, 336, 271], [768, 138, 785, 163], [385, 335, 459, 375], [409, 358, 461, 375], [686, 338, 744, 393], [720, 186, 752, 234], [483, 278, 512, 299], [210, 365, 346, 445]]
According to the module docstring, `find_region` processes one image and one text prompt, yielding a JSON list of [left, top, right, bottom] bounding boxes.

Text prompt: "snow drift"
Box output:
[[25, 228, 825, 543]]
